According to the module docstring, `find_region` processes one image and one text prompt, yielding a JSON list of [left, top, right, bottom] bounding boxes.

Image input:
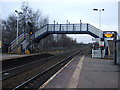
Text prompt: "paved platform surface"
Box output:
[[0, 54, 30, 61], [0, 53, 43, 61], [39, 54, 119, 89]]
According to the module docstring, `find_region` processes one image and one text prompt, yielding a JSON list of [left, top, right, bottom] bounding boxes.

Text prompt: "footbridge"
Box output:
[[35, 23, 102, 40], [8, 23, 103, 53]]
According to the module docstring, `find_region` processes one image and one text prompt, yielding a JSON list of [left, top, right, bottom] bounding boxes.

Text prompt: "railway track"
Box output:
[[2, 53, 53, 71], [2, 50, 82, 89], [2, 55, 55, 80], [2, 50, 76, 80], [12, 51, 80, 89]]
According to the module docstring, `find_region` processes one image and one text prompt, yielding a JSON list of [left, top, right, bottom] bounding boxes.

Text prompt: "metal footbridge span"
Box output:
[[8, 23, 103, 53], [35, 23, 102, 40]]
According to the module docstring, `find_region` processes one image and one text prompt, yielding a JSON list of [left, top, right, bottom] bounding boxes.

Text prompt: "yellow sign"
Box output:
[[103, 34, 114, 38]]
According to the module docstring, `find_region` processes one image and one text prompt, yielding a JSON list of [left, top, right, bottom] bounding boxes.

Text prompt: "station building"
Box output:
[[117, 1, 120, 64], [119, 1, 120, 35]]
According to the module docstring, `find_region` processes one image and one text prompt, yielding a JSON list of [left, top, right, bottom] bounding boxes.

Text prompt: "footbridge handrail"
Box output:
[[8, 33, 26, 52], [35, 24, 48, 39], [88, 24, 103, 38]]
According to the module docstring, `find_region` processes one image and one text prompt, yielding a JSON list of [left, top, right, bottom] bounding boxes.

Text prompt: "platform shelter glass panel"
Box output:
[[68, 24, 74, 31], [61, 24, 67, 31], [74, 24, 80, 31], [48, 24, 54, 31], [81, 24, 87, 31], [117, 40, 120, 64], [55, 24, 60, 31]]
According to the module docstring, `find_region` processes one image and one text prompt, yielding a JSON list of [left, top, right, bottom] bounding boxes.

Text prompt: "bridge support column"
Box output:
[[114, 32, 117, 64]]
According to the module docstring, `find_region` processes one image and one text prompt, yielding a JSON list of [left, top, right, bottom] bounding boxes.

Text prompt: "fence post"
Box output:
[[73, 24, 74, 31]]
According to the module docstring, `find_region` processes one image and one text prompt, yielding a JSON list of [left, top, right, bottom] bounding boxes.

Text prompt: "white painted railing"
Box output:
[[35, 25, 47, 38], [88, 24, 103, 38]]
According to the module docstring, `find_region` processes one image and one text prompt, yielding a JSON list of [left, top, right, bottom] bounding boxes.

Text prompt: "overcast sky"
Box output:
[[1, 0, 119, 43]]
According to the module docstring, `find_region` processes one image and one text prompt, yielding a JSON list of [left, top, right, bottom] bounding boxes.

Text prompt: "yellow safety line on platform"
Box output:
[[66, 55, 85, 88], [39, 56, 76, 89]]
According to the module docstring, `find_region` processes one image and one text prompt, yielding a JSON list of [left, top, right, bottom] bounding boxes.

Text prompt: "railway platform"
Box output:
[[1, 53, 41, 61], [39, 54, 119, 89], [1, 54, 29, 61]]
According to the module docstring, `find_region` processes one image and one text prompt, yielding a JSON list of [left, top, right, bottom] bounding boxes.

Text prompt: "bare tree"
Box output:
[[2, 2, 80, 53], [2, 14, 17, 43], [2, 2, 49, 44]]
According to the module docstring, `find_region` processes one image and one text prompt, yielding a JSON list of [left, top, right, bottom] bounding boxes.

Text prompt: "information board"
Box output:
[[103, 31, 115, 38]]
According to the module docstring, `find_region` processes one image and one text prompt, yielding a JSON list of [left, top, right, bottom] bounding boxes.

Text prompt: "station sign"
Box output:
[[0, 41, 1, 48], [99, 41, 104, 47], [103, 31, 115, 38]]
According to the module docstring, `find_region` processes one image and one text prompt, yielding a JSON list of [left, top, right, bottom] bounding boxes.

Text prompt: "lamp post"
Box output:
[[93, 9, 104, 29], [15, 10, 23, 43], [66, 20, 70, 31], [80, 20, 82, 31], [53, 20, 58, 30], [93, 8, 104, 58], [54, 20, 58, 24]]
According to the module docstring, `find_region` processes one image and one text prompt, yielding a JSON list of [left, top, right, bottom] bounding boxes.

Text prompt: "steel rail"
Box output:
[[12, 51, 80, 90], [2, 50, 78, 80]]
